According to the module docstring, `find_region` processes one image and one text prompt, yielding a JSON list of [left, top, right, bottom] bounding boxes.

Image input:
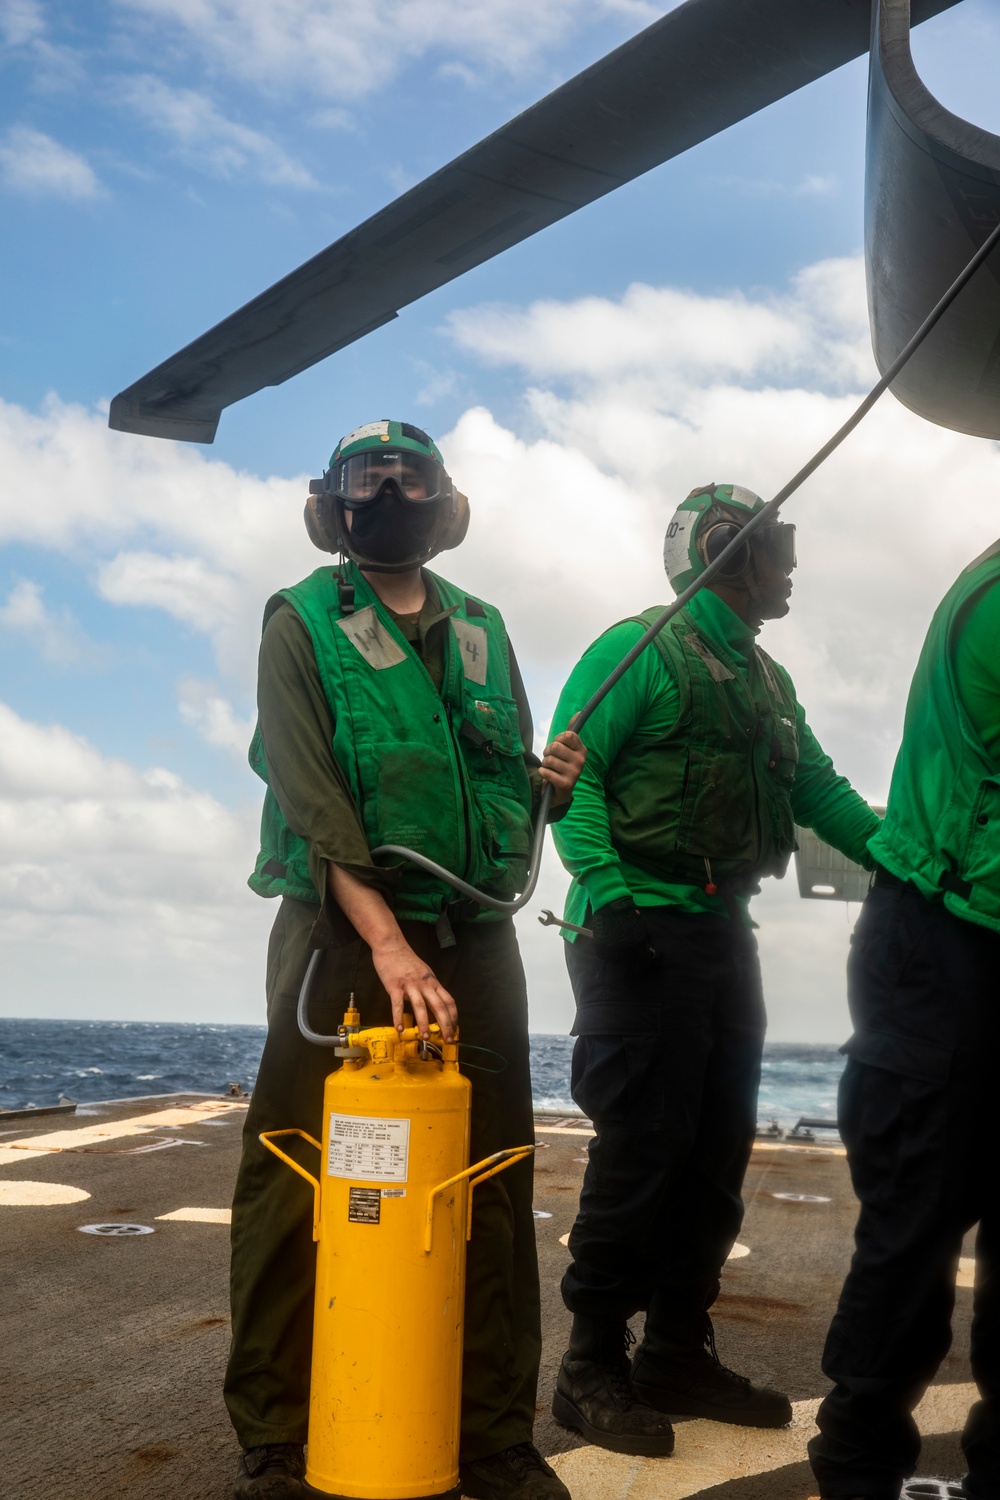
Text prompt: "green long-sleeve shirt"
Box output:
[[551, 588, 881, 929]]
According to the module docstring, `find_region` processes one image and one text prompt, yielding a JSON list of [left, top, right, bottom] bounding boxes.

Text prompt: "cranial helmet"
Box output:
[[663, 482, 795, 595], [304, 419, 470, 572]]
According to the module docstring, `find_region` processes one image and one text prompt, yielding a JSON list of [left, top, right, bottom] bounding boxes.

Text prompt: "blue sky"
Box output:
[[1, 0, 999, 1039]]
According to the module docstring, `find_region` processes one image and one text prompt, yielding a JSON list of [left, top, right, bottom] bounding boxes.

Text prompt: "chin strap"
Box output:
[[336, 553, 355, 615], [741, 552, 765, 612]]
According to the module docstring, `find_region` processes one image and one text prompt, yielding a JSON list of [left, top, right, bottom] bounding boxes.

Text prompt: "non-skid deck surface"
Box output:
[[2, 1099, 973, 1499]]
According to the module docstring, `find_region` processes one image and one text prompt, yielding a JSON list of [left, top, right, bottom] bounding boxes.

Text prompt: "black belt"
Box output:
[[873, 865, 972, 901]]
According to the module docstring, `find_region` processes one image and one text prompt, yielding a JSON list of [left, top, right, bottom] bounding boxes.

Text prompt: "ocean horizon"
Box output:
[[0, 1017, 845, 1126]]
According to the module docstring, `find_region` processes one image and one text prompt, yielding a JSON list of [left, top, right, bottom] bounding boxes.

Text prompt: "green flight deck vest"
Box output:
[[606, 606, 801, 887], [248, 565, 534, 923], [868, 544, 1000, 933]]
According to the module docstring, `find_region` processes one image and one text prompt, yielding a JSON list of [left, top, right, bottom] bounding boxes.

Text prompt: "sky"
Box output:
[[1, 0, 999, 1042]]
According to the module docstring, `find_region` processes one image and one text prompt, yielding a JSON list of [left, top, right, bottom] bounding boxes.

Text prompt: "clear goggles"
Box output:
[[329, 450, 449, 507]]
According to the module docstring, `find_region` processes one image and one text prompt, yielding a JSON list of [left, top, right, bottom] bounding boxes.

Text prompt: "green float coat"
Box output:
[[869, 544, 1000, 933], [248, 562, 533, 921], [604, 604, 801, 886], [552, 587, 879, 931]]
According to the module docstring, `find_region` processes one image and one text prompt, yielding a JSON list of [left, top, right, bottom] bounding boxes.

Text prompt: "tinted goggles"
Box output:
[[330, 451, 448, 507], [702, 519, 796, 578], [756, 522, 796, 573]]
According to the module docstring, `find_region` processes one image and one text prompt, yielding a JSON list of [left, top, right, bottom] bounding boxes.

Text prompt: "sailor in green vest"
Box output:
[[809, 540, 1000, 1500], [225, 420, 585, 1500], [546, 484, 881, 1456]]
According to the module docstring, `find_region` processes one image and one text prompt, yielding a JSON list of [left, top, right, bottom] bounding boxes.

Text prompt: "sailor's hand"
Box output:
[[590, 897, 656, 972], [539, 729, 586, 808], [370, 936, 458, 1041]]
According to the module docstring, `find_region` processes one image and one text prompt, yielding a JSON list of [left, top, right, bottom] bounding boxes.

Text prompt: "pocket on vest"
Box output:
[[372, 741, 457, 855]]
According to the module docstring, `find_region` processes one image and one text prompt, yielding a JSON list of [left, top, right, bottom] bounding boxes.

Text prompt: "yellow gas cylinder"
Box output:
[[261, 1008, 532, 1500]]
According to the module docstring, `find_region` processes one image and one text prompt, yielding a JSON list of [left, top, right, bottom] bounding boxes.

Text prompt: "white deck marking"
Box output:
[[0, 1181, 91, 1206], [752, 1141, 847, 1158], [957, 1256, 976, 1288], [535, 1125, 594, 1138], [0, 1099, 248, 1168], [547, 1383, 977, 1496], [156, 1207, 232, 1224]]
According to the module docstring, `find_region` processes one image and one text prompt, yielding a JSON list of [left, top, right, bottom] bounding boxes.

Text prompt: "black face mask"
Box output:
[[345, 489, 440, 567]]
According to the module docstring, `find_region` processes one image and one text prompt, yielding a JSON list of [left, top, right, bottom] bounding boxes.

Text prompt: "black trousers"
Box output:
[[224, 898, 541, 1462], [809, 880, 1000, 1500], [560, 907, 766, 1346]]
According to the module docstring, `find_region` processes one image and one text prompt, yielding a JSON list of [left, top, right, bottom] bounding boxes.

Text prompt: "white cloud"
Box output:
[[0, 392, 319, 689], [120, 75, 317, 187], [0, 125, 103, 199], [114, 0, 659, 100], [0, 698, 254, 894], [178, 677, 256, 755], [0, 0, 45, 47], [0, 578, 103, 665], [446, 257, 871, 391], [97, 551, 242, 635], [0, 699, 269, 1021], [441, 258, 1000, 806]]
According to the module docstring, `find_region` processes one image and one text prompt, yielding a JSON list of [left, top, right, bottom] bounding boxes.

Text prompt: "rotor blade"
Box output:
[[110, 0, 960, 444], [867, 0, 1000, 438]]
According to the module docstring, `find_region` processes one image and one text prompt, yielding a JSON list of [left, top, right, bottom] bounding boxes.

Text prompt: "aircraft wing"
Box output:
[[109, 0, 960, 444]]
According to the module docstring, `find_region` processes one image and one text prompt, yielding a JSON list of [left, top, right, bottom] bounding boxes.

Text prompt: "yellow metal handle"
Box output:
[[424, 1144, 535, 1252], [260, 1129, 323, 1242]]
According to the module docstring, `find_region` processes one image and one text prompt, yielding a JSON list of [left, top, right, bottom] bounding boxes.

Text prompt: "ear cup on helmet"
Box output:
[[437, 489, 470, 553], [699, 519, 751, 580], [303, 494, 342, 554]]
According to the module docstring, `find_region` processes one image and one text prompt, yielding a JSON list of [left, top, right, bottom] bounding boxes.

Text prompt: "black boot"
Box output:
[[631, 1319, 791, 1429], [233, 1444, 305, 1499], [459, 1442, 570, 1500], [551, 1318, 675, 1457]]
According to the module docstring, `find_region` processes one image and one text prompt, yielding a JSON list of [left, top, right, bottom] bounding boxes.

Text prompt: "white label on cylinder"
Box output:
[[327, 1114, 410, 1182]]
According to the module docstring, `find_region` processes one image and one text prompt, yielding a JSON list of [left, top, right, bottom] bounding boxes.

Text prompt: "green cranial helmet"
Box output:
[[330, 418, 447, 470], [304, 419, 469, 570], [663, 482, 795, 594]]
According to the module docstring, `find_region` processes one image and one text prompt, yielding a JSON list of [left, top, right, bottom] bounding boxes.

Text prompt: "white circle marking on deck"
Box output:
[[559, 1232, 570, 1247], [533, 1210, 553, 1219], [0, 1180, 91, 1207], [769, 1192, 831, 1203], [78, 1222, 154, 1236], [727, 1242, 750, 1259]]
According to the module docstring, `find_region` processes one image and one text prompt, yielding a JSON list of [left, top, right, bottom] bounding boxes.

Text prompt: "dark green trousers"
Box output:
[[224, 898, 541, 1461]]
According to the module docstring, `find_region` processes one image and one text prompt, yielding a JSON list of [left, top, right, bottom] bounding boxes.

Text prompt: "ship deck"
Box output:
[[2, 1093, 976, 1499]]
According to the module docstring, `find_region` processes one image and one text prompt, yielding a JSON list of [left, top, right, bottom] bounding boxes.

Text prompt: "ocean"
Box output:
[[0, 1018, 844, 1127]]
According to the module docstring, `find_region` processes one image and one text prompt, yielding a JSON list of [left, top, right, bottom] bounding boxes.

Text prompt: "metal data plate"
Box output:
[[793, 810, 884, 902]]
